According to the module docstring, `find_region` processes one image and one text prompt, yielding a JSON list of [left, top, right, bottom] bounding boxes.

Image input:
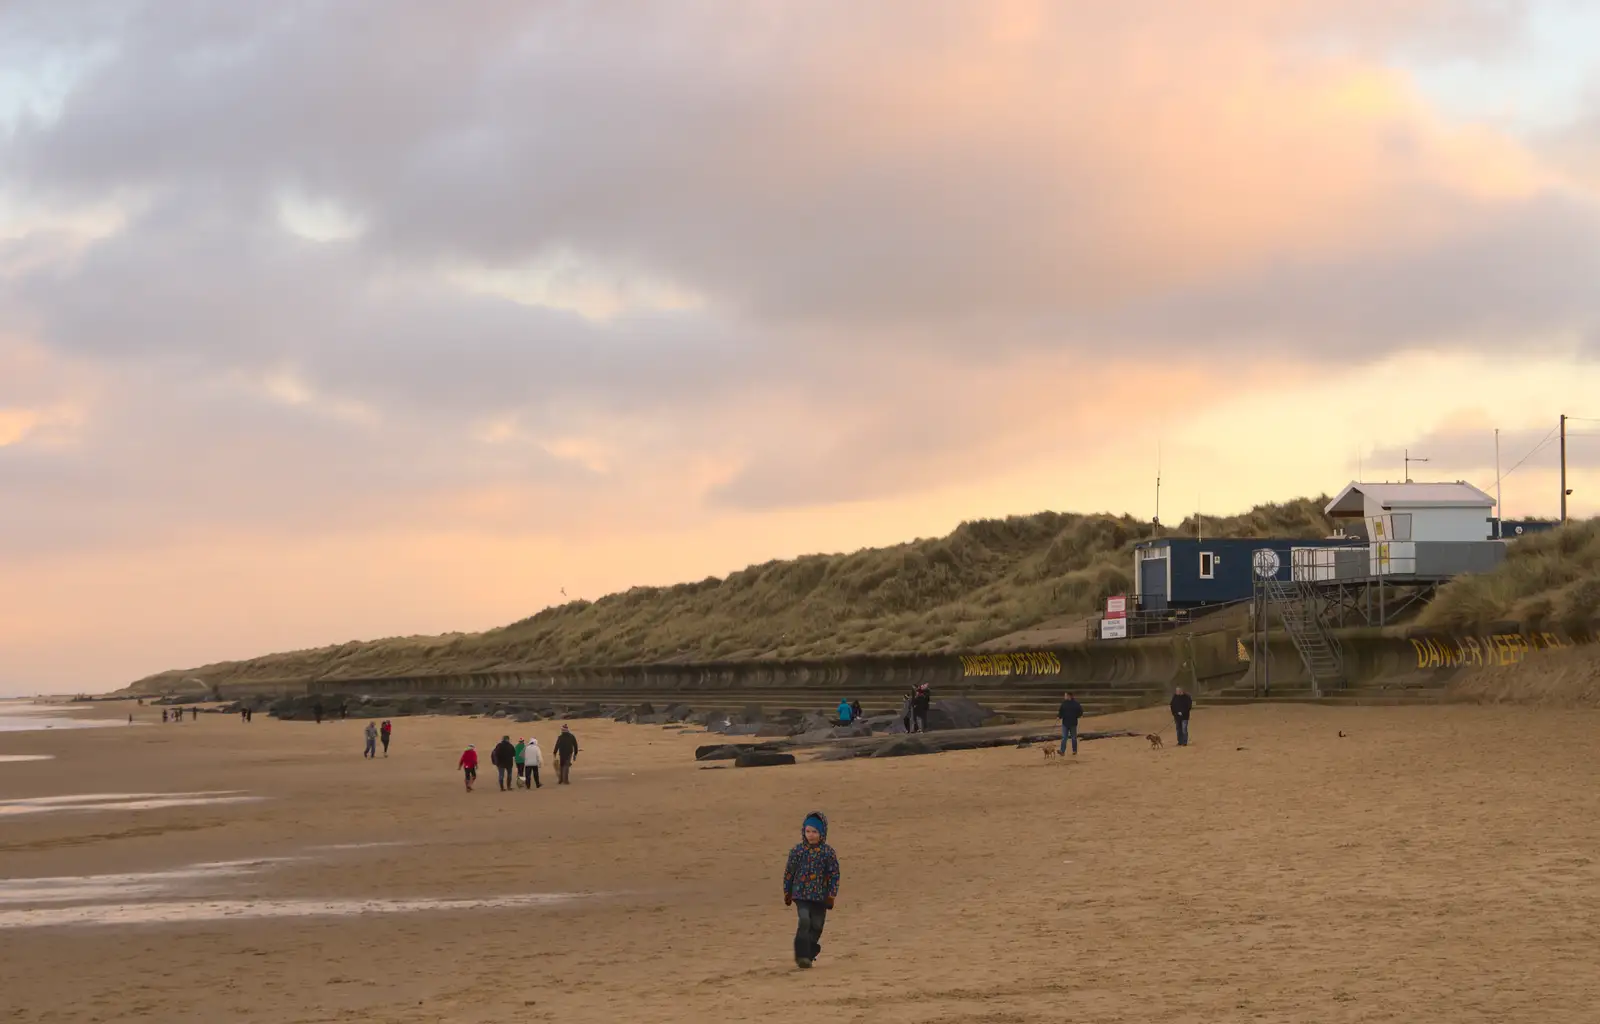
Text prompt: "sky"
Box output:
[[3, 1, 1599, 695]]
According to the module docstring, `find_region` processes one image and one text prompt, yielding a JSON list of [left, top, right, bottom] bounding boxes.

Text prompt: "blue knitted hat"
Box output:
[[802, 812, 828, 841]]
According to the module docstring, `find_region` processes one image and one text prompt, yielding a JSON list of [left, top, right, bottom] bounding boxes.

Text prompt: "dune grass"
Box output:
[[1416, 519, 1600, 634], [124, 498, 1335, 691]]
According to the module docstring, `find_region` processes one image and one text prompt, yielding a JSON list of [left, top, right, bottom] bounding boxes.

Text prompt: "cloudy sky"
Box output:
[[4, 1, 1599, 693]]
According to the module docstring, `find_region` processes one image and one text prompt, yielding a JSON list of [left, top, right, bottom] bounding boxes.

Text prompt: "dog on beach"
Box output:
[[1042, 747, 1059, 762], [1145, 733, 1164, 749]]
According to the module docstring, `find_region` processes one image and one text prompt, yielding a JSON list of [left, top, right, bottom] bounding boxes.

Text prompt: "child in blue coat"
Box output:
[[783, 811, 841, 969]]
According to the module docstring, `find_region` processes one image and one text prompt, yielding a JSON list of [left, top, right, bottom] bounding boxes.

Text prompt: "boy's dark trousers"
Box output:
[[794, 899, 828, 960]]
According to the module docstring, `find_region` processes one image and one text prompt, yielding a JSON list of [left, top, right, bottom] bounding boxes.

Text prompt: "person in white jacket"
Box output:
[[523, 737, 543, 789]]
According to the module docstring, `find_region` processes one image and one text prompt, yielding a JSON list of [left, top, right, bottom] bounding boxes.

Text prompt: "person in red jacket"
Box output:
[[457, 745, 478, 792]]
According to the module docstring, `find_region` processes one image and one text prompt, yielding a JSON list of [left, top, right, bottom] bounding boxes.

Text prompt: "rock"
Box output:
[[863, 714, 901, 734], [490, 709, 508, 719], [635, 701, 656, 716], [796, 712, 832, 734], [925, 698, 999, 732], [735, 750, 797, 768], [665, 704, 694, 723], [740, 704, 764, 724], [720, 723, 762, 737], [873, 736, 938, 758], [789, 729, 836, 745], [514, 711, 539, 723], [572, 702, 604, 719], [828, 724, 873, 739], [695, 744, 755, 761], [755, 722, 793, 737]]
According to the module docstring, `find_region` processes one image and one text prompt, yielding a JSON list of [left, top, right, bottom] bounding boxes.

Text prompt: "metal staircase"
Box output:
[[1261, 579, 1345, 694]]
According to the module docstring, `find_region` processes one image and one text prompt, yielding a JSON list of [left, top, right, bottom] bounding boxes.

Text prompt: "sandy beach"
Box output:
[[3, 699, 1599, 1023]]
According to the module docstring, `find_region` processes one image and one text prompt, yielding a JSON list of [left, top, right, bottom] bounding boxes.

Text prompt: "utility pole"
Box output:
[[1154, 442, 1162, 527], [1404, 448, 1428, 483], [1560, 414, 1568, 523], [1494, 428, 1502, 539]]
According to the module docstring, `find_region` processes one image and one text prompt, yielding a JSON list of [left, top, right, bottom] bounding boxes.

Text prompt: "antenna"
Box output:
[[1404, 448, 1429, 483], [1153, 441, 1162, 527]]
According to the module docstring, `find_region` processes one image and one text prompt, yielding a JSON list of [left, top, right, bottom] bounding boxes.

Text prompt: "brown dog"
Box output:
[[1145, 733, 1164, 749], [1042, 747, 1059, 762]]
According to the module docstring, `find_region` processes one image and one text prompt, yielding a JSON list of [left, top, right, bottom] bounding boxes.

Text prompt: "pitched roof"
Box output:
[[1325, 481, 1495, 516]]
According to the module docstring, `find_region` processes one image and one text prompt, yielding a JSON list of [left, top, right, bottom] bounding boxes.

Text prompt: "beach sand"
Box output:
[[3, 699, 1599, 1022]]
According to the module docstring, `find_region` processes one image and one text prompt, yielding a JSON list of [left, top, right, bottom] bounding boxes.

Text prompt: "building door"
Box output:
[[1139, 554, 1168, 611]]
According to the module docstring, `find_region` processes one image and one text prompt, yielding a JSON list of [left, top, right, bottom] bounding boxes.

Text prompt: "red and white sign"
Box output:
[[1105, 595, 1127, 619]]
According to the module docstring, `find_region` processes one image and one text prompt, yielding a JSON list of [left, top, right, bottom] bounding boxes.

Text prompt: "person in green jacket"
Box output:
[[514, 738, 528, 788]]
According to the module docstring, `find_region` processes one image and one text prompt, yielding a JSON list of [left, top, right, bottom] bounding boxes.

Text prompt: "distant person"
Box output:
[[458, 744, 479, 792], [782, 811, 841, 970], [1171, 687, 1193, 747], [1057, 691, 1084, 756], [491, 736, 518, 791], [514, 738, 528, 787], [191, 707, 198, 721], [127, 713, 133, 724], [911, 685, 931, 734], [850, 700, 862, 722], [380, 720, 392, 756], [524, 736, 543, 789], [363, 721, 378, 759], [899, 690, 914, 733], [554, 724, 579, 785], [340, 704, 348, 720], [836, 699, 853, 726], [161, 709, 168, 723], [313, 702, 324, 725]]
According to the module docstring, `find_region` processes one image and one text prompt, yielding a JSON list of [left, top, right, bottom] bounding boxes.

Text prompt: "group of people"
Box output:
[[458, 725, 579, 792], [834, 698, 864, 725], [238, 707, 254, 722], [159, 707, 198, 723], [900, 684, 932, 733], [361, 719, 393, 758], [1055, 686, 1195, 755]]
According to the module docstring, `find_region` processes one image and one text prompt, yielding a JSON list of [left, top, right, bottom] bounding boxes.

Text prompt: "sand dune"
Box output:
[[2, 700, 1599, 1022]]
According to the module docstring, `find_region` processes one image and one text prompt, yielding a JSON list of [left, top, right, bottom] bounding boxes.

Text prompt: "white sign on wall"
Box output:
[[1100, 617, 1128, 640]]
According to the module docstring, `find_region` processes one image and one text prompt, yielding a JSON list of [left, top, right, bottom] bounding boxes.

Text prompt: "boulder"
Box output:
[[665, 704, 694, 723], [828, 724, 874, 739], [872, 736, 938, 758], [695, 744, 755, 761], [572, 702, 604, 719], [635, 701, 656, 716], [735, 750, 797, 768], [789, 729, 836, 746], [720, 723, 762, 737], [795, 712, 832, 735], [755, 722, 793, 737], [863, 714, 901, 734], [514, 711, 540, 723], [924, 698, 999, 732]]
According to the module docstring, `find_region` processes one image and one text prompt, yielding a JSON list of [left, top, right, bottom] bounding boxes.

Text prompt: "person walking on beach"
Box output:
[[910, 685, 931, 734], [363, 721, 378, 759], [458, 744, 478, 792], [554, 724, 579, 785], [380, 720, 391, 756], [782, 811, 841, 970], [514, 737, 528, 787], [190, 707, 198, 721], [1057, 691, 1084, 756], [524, 736, 543, 789], [1171, 686, 1193, 747], [313, 702, 324, 725], [491, 736, 518, 791]]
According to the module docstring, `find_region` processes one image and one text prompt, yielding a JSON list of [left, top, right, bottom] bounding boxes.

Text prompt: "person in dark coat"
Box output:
[[1171, 687, 1193, 747], [491, 736, 518, 791], [553, 724, 579, 784], [1057, 691, 1084, 755], [910, 685, 931, 734]]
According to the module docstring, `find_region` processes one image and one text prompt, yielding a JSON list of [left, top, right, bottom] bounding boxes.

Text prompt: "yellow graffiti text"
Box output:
[[959, 652, 1063, 677], [1409, 631, 1574, 670]]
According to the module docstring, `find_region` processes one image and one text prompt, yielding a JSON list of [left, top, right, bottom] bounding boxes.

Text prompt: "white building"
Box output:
[[1324, 481, 1496, 543]]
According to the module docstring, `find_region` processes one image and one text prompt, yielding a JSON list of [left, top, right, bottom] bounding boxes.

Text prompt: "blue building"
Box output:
[[1134, 537, 1361, 610], [1491, 518, 1559, 539]]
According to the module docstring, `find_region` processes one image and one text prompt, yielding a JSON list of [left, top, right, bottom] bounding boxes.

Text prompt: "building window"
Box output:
[[1199, 551, 1216, 579]]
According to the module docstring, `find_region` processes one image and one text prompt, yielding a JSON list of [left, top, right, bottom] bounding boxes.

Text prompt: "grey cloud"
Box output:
[[2, 0, 1593, 532]]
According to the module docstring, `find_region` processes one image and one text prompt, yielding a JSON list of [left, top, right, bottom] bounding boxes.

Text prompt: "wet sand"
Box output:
[[3, 699, 1600, 1022]]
